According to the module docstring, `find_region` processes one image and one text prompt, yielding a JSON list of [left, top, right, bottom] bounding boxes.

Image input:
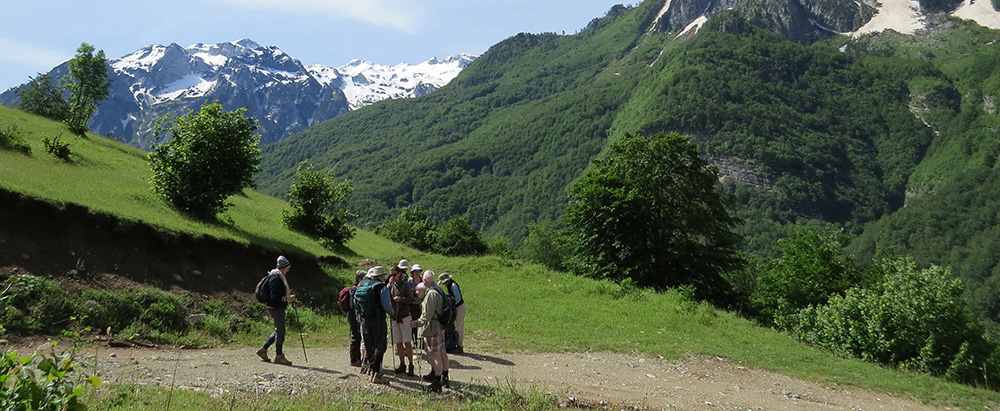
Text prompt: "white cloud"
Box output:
[[215, 0, 426, 32], [0, 38, 69, 69]]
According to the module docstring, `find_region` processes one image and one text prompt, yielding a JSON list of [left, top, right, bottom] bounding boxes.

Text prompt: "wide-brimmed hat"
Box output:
[[438, 273, 452, 283], [366, 266, 386, 277], [397, 259, 410, 270], [411, 264, 423, 272]]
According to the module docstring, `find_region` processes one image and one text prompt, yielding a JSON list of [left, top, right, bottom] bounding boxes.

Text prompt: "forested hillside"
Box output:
[[256, 2, 1000, 325]]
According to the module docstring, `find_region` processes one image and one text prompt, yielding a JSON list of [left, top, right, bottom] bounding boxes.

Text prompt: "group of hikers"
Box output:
[[254, 256, 467, 393]]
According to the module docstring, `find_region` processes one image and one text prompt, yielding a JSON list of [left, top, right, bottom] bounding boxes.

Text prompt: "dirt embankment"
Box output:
[[0, 189, 345, 298]]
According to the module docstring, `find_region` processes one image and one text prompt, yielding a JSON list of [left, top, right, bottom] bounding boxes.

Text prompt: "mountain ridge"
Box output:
[[0, 39, 476, 147]]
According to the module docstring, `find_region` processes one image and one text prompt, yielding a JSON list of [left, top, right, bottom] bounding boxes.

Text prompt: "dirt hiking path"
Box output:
[[38, 341, 947, 410]]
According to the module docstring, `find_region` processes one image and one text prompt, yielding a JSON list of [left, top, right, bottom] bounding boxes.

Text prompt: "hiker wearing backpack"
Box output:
[[411, 271, 452, 392], [406, 261, 423, 346], [355, 266, 394, 384], [438, 272, 465, 354], [339, 269, 366, 367], [256, 256, 296, 366], [388, 265, 417, 376]]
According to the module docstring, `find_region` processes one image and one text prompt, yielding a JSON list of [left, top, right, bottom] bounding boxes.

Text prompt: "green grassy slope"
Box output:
[[338, 228, 1000, 409], [0, 105, 328, 257], [2, 105, 999, 408]]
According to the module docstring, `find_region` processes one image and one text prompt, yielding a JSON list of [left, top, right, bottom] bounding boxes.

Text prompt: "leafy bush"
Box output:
[[376, 206, 438, 251], [14, 72, 70, 122], [81, 287, 187, 336], [434, 215, 488, 256], [148, 102, 261, 219], [282, 161, 355, 249], [42, 135, 71, 161], [0, 125, 31, 155], [522, 220, 570, 271], [0, 347, 101, 411], [788, 257, 996, 384], [1, 275, 79, 334]]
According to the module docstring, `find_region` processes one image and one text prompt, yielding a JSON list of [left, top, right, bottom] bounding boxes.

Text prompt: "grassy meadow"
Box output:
[[3, 105, 1000, 408]]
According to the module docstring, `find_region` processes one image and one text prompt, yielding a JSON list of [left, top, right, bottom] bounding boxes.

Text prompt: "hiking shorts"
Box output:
[[390, 315, 413, 344], [423, 331, 445, 353]]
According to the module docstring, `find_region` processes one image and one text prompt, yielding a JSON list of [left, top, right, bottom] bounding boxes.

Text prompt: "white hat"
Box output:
[[411, 264, 422, 272], [366, 266, 386, 277], [397, 259, 411, 270]]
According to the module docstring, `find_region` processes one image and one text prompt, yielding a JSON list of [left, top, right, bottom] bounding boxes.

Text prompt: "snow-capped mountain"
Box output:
[[0, 39, 476, 147], [311, 55, 475, 110]]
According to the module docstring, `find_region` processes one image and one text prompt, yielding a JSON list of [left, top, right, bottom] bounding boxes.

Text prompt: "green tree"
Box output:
[[565, 132, 741, 299], [377, 206, 438, 251], [149, 102, 261, 219], [62, 43, 110, 136], [14, 73, 69, 121], [283, 161, 356, 249], [752, 223, 859, 322], [434, 215, 487, 256]]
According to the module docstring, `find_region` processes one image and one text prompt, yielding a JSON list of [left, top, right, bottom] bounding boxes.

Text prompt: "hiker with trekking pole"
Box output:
[[354, 266, 394, 384], [255, 255, 296, 366]]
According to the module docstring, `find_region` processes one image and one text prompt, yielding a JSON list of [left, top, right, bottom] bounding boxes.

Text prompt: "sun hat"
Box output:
[[366, 266, 386, 277], [438, 273, 452, 283], [276, 255, 291, 268], [397, 259, 411, 270], [411, 264, 423, 272]]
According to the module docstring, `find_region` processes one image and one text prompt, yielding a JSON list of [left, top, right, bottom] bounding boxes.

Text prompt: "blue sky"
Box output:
[[0, 0, 629, 91]]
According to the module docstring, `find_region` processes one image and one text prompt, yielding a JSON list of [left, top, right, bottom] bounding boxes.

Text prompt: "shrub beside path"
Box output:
[[56, 342, 940, 410]]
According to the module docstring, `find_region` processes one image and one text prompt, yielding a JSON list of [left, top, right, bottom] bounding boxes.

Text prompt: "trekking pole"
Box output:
[[291, 302, 308, 363], [388, 316, 396, 371]]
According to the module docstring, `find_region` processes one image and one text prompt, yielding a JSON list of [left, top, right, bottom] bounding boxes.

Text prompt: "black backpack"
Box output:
[[436, 288, 458, 329], [254, 274, 271, 303]]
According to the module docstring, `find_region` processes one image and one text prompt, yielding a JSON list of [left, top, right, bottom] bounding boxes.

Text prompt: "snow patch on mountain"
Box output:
[[852, 0, 924, 36], [953, 0, 1000, 29]]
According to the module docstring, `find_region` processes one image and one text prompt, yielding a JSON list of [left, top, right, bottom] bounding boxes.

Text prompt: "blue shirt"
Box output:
[[449, 282, 463, 305], [380, 284, 394, 315]]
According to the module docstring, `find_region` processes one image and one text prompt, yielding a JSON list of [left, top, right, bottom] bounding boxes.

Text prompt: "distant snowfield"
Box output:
[[853, 0, 924, 36], [852, 0, 1000, 36], [953, 0, 1000, 29]]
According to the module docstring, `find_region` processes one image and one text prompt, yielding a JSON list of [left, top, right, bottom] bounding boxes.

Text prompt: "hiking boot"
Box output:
[[394, 363, 406, 374], [407, 363, 415, 377], [442, 370, 450, 388], [273, 354, 292, 366], [255, 348, 270, 362], [426, 377, 442, 393], [350, 361, 362, 367], [370, 372, 389, 385], [421, 369, 436, 381], [454, 345, 464, 354]]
